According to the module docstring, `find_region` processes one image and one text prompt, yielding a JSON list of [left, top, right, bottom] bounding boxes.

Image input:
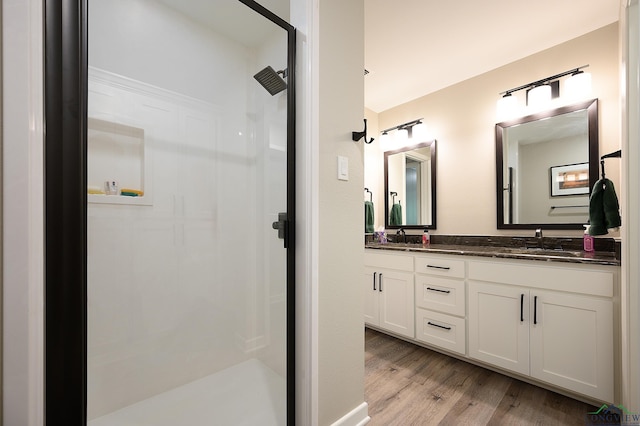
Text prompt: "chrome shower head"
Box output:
[[253, 66, 287, 96]]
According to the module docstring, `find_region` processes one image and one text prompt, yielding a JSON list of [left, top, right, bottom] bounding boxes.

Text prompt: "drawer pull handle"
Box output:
[[534, 295, 538, 325], [379, 273, 383, 292], [373, 272, 377, 291], [520, 294, 524, 322], [426, 287, 451, 294], [426, 264, 450, 270], [427, 321, 451, 331]]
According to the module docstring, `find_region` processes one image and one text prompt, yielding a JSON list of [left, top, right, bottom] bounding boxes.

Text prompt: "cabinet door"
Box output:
[[363, 267, 380, 327], [468, 281, 529, 375], [530, 290, 613, 402], [378, 270, 415, 338]]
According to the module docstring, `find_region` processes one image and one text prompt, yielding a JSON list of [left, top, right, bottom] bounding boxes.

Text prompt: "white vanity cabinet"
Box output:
[[468, 259, 615, 402], [364, 252, 415, 338], [364, 247, 619, 403], [414, 255, 466, 355]]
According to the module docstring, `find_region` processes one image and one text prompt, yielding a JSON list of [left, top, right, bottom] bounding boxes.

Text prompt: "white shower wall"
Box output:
[[87, 0, 287, 419]]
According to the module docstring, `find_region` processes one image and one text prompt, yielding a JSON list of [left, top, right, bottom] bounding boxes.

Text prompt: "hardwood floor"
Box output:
[[364, 328, 599, 425]]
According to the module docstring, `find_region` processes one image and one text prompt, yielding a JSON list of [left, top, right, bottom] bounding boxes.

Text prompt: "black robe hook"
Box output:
[[352, 119, 374, 144]]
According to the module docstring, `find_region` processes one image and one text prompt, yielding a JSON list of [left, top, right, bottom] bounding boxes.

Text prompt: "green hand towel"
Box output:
[[589, 178, 621, 236], [365, 201, 375, 233], [389, 203, 402, 226], [603, 178, 621, 229]]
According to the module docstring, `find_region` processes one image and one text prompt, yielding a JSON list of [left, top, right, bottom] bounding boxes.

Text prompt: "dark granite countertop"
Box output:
[[364, 235, 620, 266]]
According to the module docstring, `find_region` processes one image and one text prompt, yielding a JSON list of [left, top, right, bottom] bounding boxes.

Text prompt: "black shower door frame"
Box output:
[[43, 1, 296, 424]]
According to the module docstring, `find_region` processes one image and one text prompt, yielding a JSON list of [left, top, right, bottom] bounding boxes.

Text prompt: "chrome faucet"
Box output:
[[396, 228, 406, 243]]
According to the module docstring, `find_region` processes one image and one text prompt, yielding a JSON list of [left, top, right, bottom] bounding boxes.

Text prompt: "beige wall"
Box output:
[[366, 23, 620, 237], [316, 0, 367, 424]]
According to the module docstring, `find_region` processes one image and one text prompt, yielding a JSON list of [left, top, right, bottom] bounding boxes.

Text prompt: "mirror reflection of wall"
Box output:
[[496, 99, 598, 229], [405, 158, 420, 224], [384, 141, 437, 229]]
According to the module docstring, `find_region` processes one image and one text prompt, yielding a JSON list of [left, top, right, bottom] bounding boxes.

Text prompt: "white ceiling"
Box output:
[[365, 0, 620, 113], [155, 0, 289, 48]]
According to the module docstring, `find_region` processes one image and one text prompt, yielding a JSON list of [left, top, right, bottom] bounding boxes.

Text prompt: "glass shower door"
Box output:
[[85, 1, 293, 424]]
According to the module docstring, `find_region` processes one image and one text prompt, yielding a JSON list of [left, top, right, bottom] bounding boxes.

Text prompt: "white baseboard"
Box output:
[[330, 402, 370, 426]]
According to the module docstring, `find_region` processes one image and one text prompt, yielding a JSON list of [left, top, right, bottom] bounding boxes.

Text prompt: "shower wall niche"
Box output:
[[88, 117, 150, 205]]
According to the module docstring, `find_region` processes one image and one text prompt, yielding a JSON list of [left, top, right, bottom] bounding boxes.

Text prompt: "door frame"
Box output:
[[43, 1, 296, 423]]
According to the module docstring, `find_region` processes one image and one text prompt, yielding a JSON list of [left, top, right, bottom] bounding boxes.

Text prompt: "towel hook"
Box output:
[[390, 191, 399, 205], [365, 187, 373, 202], [600, 150, 622, 179], [352, 119, 374, 144]]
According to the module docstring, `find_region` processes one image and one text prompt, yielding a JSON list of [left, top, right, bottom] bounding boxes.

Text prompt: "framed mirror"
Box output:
[[496, 99, 598, 229], [384, 140, 437, 229]]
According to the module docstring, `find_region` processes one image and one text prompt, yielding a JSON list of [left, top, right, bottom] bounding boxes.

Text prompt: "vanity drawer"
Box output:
[[468, 259, 614, 297], [416, 308, 466, 355], [415, 275, 465, 316], [415, 255, 465, 278], [364, 250, 414, 271]]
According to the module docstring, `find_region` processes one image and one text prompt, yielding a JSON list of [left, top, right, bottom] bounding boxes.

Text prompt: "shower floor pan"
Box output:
[[88, 359, 286, 426]]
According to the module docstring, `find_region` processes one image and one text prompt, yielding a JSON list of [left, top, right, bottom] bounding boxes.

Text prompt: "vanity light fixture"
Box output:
[[497, 65, 590, 120], [379, 118, 426, 143]]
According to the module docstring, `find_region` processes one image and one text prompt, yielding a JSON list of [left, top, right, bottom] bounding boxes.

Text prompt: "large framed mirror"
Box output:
[[496, 99, 598, 229], [384, 140, 437, 229]]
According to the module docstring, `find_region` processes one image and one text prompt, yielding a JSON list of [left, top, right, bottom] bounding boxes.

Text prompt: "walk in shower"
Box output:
[[44, 0, 295, 424]]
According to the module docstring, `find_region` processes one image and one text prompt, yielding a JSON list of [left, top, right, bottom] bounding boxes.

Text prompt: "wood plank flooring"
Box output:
[[364, 328, 599, 425]]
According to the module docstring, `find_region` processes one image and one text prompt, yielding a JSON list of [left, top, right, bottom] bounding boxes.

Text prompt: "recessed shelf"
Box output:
[[88, 118, 152, 206]]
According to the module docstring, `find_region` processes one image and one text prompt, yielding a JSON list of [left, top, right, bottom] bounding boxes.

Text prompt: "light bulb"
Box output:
[[565, 71, 592, 101], [396, 127, 409, 143], [411, 122, 427, 140], [528, 84, 552, 110], [496, 93, 518, 121]]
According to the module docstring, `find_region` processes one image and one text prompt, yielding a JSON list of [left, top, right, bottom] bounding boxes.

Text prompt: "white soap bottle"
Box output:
[[583, 225, 594, 252]]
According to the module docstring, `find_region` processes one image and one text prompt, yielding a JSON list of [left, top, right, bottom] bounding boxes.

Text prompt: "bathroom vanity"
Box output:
[[364, 239, 620, 404]]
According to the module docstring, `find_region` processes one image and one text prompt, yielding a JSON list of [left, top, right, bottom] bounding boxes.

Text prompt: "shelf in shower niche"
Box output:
[[87, 117, 153, 206], [88, 194, 152, 206]]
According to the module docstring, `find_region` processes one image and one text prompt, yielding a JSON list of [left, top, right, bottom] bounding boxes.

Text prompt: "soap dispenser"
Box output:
[[583, 225, 594, 252], [422, 228, 430, 246]]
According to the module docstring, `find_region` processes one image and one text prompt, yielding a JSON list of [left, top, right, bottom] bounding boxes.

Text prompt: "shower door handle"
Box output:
[[272, 212, 289, 248]]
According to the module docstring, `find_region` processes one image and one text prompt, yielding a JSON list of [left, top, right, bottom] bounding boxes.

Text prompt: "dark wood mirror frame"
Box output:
[[495, 99, 599, 230], [384, 140, 437, 229]]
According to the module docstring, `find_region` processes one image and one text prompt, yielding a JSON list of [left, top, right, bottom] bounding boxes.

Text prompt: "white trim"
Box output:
[[2, 0, 45, 424], [330, 402, 370, 426], [310, 0, 320, 423], [622, 0, 640, 411], [291, 0, 317, 424], [88, 67, 221, 114]]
